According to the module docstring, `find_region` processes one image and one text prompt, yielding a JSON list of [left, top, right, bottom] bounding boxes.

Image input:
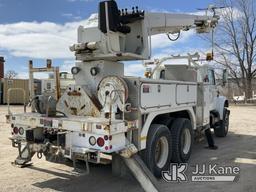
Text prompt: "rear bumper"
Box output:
[[9, 113, 128, 155]]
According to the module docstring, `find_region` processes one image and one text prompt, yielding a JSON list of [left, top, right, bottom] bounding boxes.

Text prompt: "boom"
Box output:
[[70, 1, 219, 61], [145, 12, 218, 35]]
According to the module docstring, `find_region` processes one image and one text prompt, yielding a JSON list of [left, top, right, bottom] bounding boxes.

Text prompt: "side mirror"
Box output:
[[222, 69, 228, 86]]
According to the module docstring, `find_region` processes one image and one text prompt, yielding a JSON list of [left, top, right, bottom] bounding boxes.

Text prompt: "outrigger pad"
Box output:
[[11, 161, 33, 168]]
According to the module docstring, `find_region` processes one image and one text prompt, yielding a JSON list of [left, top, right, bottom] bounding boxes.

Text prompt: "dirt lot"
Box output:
[[0, 105, 255, 192]]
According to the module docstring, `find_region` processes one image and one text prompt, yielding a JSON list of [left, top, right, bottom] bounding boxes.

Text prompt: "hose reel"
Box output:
[[97, 76, 128, 113]]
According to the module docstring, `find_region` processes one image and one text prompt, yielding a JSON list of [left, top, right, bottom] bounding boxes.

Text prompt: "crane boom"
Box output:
[[70, 0, 219, 61], [145, 12, 218, 35]]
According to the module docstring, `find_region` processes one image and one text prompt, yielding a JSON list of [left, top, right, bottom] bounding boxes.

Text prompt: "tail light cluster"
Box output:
[[12, 127, 24, 135], [19, 127, 24, 135], [89, 136, 96, 146], [89, 135, 112, 150], [97, 137, 105, 147], [13, 127, 19, 134]]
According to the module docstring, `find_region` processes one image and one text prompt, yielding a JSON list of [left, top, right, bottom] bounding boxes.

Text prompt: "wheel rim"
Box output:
[[181, 128, 191, 155], [155, 136, 169, 168]]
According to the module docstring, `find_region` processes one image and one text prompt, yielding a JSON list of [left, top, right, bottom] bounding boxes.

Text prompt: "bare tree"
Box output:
[[213, 0, 256, 100], [5, 70, 18, 79]]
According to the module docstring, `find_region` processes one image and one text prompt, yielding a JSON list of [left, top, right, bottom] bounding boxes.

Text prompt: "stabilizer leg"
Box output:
[[71, 153, 90, 176], [12, 142, 34, 167]]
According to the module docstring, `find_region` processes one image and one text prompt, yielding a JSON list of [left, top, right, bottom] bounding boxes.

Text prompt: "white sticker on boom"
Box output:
[[52, 119, 59, 128]]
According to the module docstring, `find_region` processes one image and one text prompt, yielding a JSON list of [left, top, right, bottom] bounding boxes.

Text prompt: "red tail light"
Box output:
[[97, 137, 105, 147], [104, 135, 108, 140], [13, 127, 19, 134]]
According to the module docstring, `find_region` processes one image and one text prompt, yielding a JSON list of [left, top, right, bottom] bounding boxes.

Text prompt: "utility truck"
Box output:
[[8, 0, 229, 181]]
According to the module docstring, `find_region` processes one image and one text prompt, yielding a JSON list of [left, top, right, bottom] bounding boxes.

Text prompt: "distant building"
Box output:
[[218, 77, 256, 100]]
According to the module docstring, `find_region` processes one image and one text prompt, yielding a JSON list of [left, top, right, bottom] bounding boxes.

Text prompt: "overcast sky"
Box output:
[[0, 0, 215, 78]]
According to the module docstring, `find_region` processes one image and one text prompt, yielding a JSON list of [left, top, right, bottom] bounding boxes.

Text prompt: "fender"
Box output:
[[139, 106, 196, 150], [215, 96, 229, 120]]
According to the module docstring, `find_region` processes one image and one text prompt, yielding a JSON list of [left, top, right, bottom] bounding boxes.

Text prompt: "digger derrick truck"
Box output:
[[8, 0, 229, 178]]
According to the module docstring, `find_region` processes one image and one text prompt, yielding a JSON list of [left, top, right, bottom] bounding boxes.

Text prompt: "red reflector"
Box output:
[[104, 135, 108, 140], [97, 137, 105, 147], [110, 145, 112, 150], [105, 146, 108, 150], [109, 135, 112, 140], [13, 127, 19, 134], [143, 85, 150, 93]]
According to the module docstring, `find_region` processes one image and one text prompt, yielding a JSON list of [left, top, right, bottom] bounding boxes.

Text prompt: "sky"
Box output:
[[0, 0, 216, 78]]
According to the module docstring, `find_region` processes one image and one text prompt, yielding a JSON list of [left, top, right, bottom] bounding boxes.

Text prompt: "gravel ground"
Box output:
[[0, 105, 255, 192]]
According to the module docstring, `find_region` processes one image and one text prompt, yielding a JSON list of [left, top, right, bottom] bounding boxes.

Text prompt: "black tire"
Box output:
[[143, 124, 172, 178], [160, 117, 174, 129], [214, 108, 229, 137], [170, 118, 193, 163]]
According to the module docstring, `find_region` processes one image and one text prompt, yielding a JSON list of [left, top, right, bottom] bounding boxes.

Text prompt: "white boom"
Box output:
[[145, 12, 218, 35], [70, 1, 219, 61]]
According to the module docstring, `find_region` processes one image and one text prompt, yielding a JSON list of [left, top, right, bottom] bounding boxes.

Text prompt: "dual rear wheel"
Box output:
[[142, 118, 193, 177]]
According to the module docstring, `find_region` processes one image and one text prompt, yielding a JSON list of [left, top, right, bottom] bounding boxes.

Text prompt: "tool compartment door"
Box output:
[[140, 83, 175, 108], [140, 82, 196, 109], [176, 84, 197, 105]]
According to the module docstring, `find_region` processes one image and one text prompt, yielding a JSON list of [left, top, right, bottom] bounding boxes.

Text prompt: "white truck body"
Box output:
[[8, 1, 229, 178]]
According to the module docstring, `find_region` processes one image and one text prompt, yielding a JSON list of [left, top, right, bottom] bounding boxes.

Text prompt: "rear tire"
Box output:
[[170, 118, 193, 163], [214, 108, 229, 137], [143, 124, 172, 178], [160, 117, 174, 129]]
